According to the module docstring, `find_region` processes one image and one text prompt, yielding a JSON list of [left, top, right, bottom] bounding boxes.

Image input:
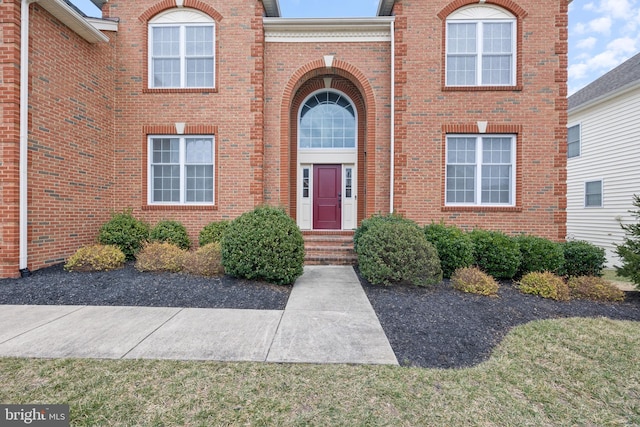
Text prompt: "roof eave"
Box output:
[[40, 0, 108, 43], [569, 80, 640, 115], [262, 0, 281, 17], [377, 0, 395, 16]]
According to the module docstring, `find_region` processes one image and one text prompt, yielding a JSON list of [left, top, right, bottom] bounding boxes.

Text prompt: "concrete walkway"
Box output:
[[0, 266, 398, 365]]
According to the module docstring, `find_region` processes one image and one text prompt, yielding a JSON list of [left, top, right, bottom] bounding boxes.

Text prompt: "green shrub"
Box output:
[[98, 209, 149, 260], [568, 276, 625, 302], [356, 219, 442, 287], [451, 267, 499, 296], [199, 220, 230, 246], [150, 220, 191, 250], [560, 240, 606, 277], [515, 235, 564, 277], [518, 271, 570, 301], [615, 194, 640, 289], [182, 243, 224, 277], [221, 206, 304, 285], [64, 244, 126, 272], [353, 213, 414, 253], [135, 242, 185, 273], [469, 229, 521, 279], [424, 222, 474, 278]]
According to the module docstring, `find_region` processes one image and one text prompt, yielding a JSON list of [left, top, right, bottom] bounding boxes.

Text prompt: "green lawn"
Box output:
[[603, 268, 633, 283], [1, 317, 639, 426]]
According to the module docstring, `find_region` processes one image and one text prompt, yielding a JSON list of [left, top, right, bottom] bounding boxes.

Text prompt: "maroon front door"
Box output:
[[313, 164, 341, 230]]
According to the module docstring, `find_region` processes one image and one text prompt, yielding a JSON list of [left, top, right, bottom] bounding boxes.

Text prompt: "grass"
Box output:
[[1, 318, 639, 426], [603, 268, 633, 283]]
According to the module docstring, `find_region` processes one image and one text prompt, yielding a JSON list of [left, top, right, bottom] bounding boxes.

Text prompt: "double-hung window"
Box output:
[[446, 6, 516, 87], [446, 135, 516, 206], [585, 180, 603, 208], [567, 124, 580, 158], [149, 9, 215, 89], [149, 135, 214, 205]]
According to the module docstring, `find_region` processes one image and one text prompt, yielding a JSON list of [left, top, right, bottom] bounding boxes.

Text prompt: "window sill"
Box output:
[[143, 88, 218, 94], [442, 85, 522, 92], [143, 205, 217, 211], [442, 205, 521, 213]]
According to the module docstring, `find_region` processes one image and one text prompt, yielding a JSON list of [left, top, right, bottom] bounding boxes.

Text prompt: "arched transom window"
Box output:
[[299, 91, 356, 149]]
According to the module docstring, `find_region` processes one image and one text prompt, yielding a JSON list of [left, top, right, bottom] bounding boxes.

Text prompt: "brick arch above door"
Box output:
[[280, 61, 377, 227]]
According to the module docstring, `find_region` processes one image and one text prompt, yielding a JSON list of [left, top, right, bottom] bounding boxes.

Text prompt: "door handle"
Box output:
[[338, 192, 342, 208]]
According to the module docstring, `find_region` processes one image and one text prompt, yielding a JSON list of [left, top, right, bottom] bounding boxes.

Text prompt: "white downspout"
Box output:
[[389, 18, 395, 214], [19, 0, 35, 276]]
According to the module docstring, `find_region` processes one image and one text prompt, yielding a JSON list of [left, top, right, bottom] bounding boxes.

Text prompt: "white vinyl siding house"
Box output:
[[567, 53, 640, 267]]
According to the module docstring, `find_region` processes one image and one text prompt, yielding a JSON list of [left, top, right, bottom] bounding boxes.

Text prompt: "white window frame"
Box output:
[[567, 123, 581, 159], [298, 89, 358, 151], [445, 5, 516, 87], [584, 179, 603, 208], [445, 134, 516, 207], [148, 9, 215, 89], [148, 135, 215, 205]]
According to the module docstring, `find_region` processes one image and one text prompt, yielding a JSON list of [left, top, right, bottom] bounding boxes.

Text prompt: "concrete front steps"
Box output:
[[303, 231, 356, 265]]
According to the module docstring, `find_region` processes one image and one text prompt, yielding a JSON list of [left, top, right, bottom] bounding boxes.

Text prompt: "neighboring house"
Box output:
[[567, 52, 640, 267], [0, 0, 568, 278]]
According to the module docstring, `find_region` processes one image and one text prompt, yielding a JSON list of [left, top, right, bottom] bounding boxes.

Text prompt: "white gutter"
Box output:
[[19, 0, 34, 276], [389, 19, 395, 214]]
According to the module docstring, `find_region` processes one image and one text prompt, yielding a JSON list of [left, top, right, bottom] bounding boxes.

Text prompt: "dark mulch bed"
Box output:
[[358, 272, 640, 369], [0, 263, 291, 310], [1, 264, 639, 369]]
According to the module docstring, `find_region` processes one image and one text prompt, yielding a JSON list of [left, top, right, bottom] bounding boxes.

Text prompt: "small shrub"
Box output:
[[515, 235, 564, 277], [135, 242, 185, 272], [353, 213, 414, 253], [469, 229, 522, 279], [424, 222, 474, 278], [221, 206, 304, 285], [518, 271, 570, 301], [615, 194, 640, 289], [64, 244, 125, 272], [98, 209, 149, 260], [199, 220, 230, 246], [150, 220, 191, 250], [560, 240, 606, 277], [356, 219, 442, 287], [182, 243, 224, 277], [568, 276, 625, 302], [451, 267, 499, 296]]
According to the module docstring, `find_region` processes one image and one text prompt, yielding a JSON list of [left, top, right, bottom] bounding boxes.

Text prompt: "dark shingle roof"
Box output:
[[568, 52, 640, 111]]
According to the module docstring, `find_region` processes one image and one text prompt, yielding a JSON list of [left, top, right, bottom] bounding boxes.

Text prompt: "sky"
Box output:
[[71, 0, 640, 95]]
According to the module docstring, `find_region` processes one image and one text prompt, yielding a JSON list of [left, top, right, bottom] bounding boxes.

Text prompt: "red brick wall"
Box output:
[[0, 0, 21, 277], [107, 0, 266, 246], [391, 0, 568, 240], [26, 4, 116, 273]]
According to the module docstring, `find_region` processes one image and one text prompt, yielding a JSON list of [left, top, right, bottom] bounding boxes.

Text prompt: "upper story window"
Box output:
[[149, 9, 215, 89], [299, 91, 356, 149], [567, 124, 581, 158], [446, 5, 516, 87]]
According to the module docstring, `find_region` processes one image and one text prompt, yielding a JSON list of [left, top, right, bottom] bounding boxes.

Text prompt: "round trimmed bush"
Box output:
[[424, 222, 474, 278], [182, 242, 224, 277], [515, 235, 564, 277], [135, 241, 186, 272], [560, 240, 606, 277], [451, 266, 499, 296], [64, 244, 126, 272], [353, 213, 414, 253], [150, 220, 191, 250], [98, 209, 149, 260], [221, 206, 304, 285], [199, 220, 230, 246], [356, 219, 442, 287], [518, 271, 570, 301], [568, 276, 625, 302], [469, 229, 521, 279]]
